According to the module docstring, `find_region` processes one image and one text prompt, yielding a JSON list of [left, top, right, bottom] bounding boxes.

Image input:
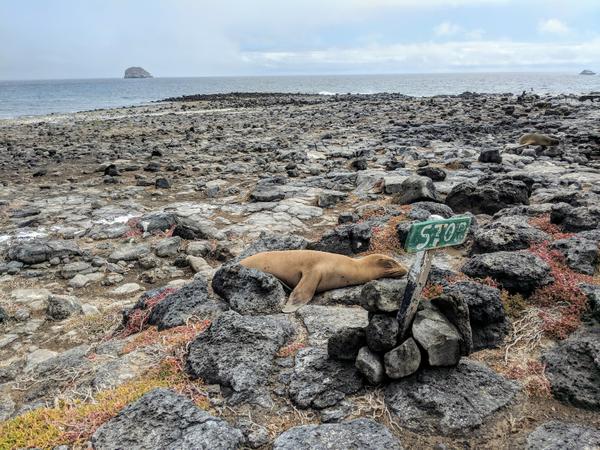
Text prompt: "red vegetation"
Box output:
[[528, 214, 574, 240], [116, 287, 179, 338], [505, 359, 551, 397]]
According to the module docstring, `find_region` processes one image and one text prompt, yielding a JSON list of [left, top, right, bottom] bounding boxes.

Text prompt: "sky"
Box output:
[[1, 0, 599, 80]]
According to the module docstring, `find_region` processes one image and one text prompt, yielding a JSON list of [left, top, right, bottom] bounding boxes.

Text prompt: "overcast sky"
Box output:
[[1, 0, 599, 80]]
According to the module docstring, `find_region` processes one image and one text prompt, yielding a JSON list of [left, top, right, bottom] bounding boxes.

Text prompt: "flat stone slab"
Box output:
[[298, 305, 368, 345], [92, 388, 243, 450], [273, 418, 403, 450], [384, 359, 520, 434]]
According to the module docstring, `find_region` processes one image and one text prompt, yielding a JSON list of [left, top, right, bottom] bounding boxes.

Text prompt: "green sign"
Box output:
[[404, 216, 471, 253]]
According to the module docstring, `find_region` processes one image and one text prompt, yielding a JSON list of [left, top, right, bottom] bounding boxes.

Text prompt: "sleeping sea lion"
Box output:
[[518, 133, 560, 147], [240, 250, 408, 313]]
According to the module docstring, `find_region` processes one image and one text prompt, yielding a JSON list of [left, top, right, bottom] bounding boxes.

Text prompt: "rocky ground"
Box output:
[[0, 92, 599, 449]]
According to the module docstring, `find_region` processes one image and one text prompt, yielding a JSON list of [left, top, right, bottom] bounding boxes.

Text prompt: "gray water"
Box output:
[[1, 72, 598, 119]]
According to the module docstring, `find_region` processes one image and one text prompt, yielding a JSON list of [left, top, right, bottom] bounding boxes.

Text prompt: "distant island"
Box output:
[[124, 67, 153, 79], [580, 69, 596, 75]]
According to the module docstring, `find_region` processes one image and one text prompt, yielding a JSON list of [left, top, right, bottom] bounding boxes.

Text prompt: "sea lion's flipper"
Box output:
[[282, 271, 321, 313]]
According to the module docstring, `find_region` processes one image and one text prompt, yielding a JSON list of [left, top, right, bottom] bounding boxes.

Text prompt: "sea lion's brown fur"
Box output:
[[518, 133, 560, 147], [240, 250, 408, 312]]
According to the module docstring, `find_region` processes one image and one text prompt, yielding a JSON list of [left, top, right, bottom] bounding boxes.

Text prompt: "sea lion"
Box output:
[[518, 133, 560, 147], [240, 250, 408, 313]]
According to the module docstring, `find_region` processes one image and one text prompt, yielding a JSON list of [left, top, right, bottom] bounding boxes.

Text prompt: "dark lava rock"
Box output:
[[212, 263, 286, 315], [526, 421, 600, 450], [7, 239, 83, 264], [443, 281, 509, 350], [551, 204, 600, 232], [0, 305, 8, 323], [308, 222, 371, 255], [542, 325, 600, 410], [355, 346, 384, 384], [472, 216, 549, 253], [327, 327, 366, 361], [142, 279, 227, 330], [478, 149, 502, 163], [446, 179, 529, 215], [550, 236, 599, 275], [236, 231, 308, 260], [431, 294, 473, 355], [155, 177, 171, 189], [172, 215, 223, 241], [408, 201, 454, 220], [412, 305, 461, 366], [273, 418, 402, 450], [384, 338, 421, 379], [365, 314, 399, 353], [360, 278, 408, 313], [92, 388, 243, 450], [384, 359, 520, 434], [137, 212, 177, 234], [579, 283, 600, 321], [461, 251, 553, 296], [144, 162, 161, 172], [103, 164, 120, 177], [288, 347, 363, 409], [108, 244, 150, 262], [416, 166, 447, 181], [46, 295, 83, 321], [392, 175, 441, 204], [351, 158, 368, 171], [186, 311, 294, 406]]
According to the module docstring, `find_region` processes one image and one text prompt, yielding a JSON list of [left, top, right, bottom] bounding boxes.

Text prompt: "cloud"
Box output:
[[242, 38, 600, 72], [434, 22, 463, 36], [538, 18, 570, 34]]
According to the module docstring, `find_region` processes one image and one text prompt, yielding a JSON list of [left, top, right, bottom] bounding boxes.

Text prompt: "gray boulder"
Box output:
[[173, 215, 225, 241], [236, 231, 308, 260], [365, 314, 399, 353], [384, 337, 421, 379], [543, 325, 600, 410], [431, 293, 473, 355], [412, 305, 461, 366], [526, 421, 600, 450], [327, 327, 366, 360], [385, 359, 520, 434], [408, 201, 454, 220], [108, 244, 150, 262], [446, 179, 529, 215], [472, 216, 549, 253], [154, 236, 181, 257], [0, 305, 7, 323], [123, 66, 153, 78], [7, 239, 83, 264], [298, 305, 369, 345], [579, 283, 600, 321], [551, 236, 598, 275], [461, 251, 553, 296], [308, 222, 371, 255], [478, 149, 502, 163], [186, 311, 294, 406], [92, 388, 243, 450], [317, 190, 347, 208], [46, 295, 83, 321], [551, 204, 600, 232], [355, 346, 384, 384], [137, 212, 177, 233], [273, 418, 402, 450], [392, 175, 440, 204], [288, 347, 363, 409], [360, 278, 408, 313], [212, 263, 286, 315]]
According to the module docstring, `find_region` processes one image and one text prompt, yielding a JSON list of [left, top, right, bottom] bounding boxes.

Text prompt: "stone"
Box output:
[[360, 278, 408, 312], [0, 305, 7, 323], [408, 201, 454, 220], [472, 216, 549, 253], [416, 166, 447, 181], [46, 294, 83, 320], [446, 179, 529, 215], [111, 283, 143, 296], [478, 149, 502, 163], [172, 215, 225, 241], [25, 348, 59, 372], [155, 177, 170, 189], [288, 347, 363, 409], [108, 244, 150, 262], [236, 231, 308, 260], [580, 283, 600, 321], [430, 294, 473, 355], [69, 272, 104, 288], [308, 222, 371, 255], [551, 204, 600, 232], [123, 66, 153, 78], [92, 388, 243, 450], [7, 239, 83, 264], [273, 418, 402, 450], [412, 305, 461, 366], [60, 261, 92, 279], [526, 421, 600, 450], [550, 236, 598, 275], [154, 236, 181, 257], [299, 305, 369, 346], [355, 346, 385, 384], [365, 314, 399, 353], [461, 251, 553, 296], [317, 190, 347, 208], [10, 288, 51, 304], [327, 327, 366, 361], [312, 285, 363, 307], [542, 325, 600, 410], [187, 255, 213, 276], [137, 212, 177, 233], [384, 338, 421, 379], [250, 187, 285, 202], [383, 176, 407, 194], [186, 311, 294, 406], [211, 263, 286, 315], [392, 175, 440, 204], [385, 359, 520, 434]]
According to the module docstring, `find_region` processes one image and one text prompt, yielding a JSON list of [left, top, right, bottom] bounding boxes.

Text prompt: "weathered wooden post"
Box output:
[[397, 214, 472, 338]]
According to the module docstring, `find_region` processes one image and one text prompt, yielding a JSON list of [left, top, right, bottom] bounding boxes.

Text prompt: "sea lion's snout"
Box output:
[[372, 255, 408, 278]]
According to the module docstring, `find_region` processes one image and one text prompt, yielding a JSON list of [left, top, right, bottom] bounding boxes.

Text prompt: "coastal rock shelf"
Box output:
[[0, 92, 599, 449]]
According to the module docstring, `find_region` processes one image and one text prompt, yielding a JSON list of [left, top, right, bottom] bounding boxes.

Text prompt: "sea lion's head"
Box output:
[[361, 254, 408, 279]]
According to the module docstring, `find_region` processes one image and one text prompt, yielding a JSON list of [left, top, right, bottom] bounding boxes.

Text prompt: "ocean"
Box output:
[[0, 72, 598, 119]]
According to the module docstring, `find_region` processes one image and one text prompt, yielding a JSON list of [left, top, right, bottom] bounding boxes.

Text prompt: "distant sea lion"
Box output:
[[240, 250, 408, 313], [518, 133, 560, 147]]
